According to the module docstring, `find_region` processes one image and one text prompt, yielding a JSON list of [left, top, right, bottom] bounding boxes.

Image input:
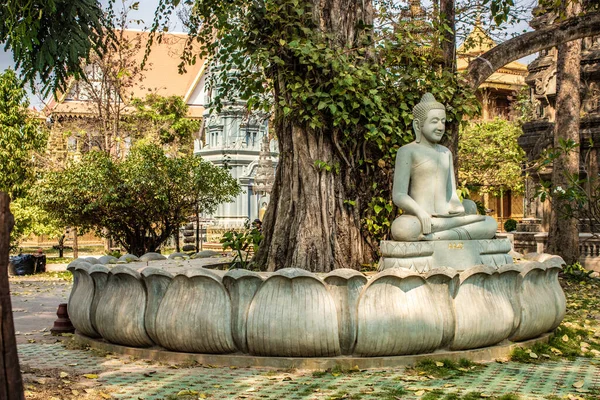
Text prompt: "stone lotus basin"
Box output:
[[66, 253, 566, 358]]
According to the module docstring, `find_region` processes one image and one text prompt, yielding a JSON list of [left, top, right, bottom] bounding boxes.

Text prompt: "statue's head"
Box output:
[[412, 93, 446, 143]]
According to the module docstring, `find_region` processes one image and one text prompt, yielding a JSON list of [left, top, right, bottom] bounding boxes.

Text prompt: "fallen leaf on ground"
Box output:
[[177, 389, 199, 396], [573, 381, 585, 388]]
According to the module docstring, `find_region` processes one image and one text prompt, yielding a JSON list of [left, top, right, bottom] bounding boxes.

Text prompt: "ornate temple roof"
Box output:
[[457, 23, 528, 91]]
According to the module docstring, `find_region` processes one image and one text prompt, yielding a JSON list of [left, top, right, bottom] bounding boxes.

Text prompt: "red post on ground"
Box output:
[[0, 192, 25, 399]]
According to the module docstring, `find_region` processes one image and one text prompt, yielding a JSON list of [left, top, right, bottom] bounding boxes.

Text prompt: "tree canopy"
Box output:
[[0, 69, 47, 199], [458, 118, 526, 196], [35, 142, 240, 256], [0, 0, 112, 96], [150, 0, 485, 271], [126, 94, 202, 155], [9, 197, 64, 252]]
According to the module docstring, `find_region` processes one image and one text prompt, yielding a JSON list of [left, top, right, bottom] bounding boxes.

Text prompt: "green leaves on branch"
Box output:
[[151, 0, 480, 243], [0, 0, 113, 96], [221, 221, 263, 270], [35, 142, 241, 256], [484, 0, 515, 26], [0, 69, 47, 199], [127, 95, 201, 153], [458, 118, 526, 196], [9, 198, 65, 251], [536, 139, 600, 234]]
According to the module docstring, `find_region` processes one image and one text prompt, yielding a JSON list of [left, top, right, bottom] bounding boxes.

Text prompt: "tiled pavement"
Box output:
[[17, 342, 600, 399]]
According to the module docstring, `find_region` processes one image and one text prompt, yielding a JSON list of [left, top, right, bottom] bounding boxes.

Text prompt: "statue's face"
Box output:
[[420, 109, 446, 144]]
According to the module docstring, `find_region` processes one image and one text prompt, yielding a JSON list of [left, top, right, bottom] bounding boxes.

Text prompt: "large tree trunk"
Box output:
[[439, 0, 459, 171], [254, 0, 373, 272], [0, 193, 25, 400], [255, 120, 366, 272], [546, 1, 582, 264]]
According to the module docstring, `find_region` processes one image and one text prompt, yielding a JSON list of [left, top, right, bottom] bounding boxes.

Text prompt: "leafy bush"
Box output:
[[36, 143, 240, 256], [503, 219, 517, 232], [221, 220, 263, 269]]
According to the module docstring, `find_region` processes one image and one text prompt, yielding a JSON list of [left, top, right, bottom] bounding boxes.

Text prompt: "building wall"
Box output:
[[195, 110, 278, 228]]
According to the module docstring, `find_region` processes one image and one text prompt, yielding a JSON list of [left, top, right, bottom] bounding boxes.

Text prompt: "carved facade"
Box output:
[[456, 24, 529, 229], [518, 7, 600, 233], [194, 65, 278, 227]]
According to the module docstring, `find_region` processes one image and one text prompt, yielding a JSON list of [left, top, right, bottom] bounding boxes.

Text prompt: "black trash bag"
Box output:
[[9, 254, 36, 276]]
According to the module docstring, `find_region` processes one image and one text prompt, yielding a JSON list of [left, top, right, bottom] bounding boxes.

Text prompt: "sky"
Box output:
[[0, 0, 536, 109]]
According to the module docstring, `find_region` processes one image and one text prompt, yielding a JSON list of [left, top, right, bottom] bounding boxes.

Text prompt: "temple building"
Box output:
[[33, 30, 278, 249], [44, 30, 206, 164], [456, 23, 529, 229], [194, 98, 277, 227], [516, 6, 600, 269]]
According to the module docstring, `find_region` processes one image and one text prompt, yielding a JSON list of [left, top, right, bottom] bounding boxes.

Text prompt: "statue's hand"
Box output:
[[416, 212, 432, 235]]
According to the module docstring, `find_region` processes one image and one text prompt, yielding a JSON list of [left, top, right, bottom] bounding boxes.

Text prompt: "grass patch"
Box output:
[[496, 394, 520, 400], [45, 257, 73, 264], [9, 270, 73, 282], [406, 358, 481, 379], [510, 274, 600, 363], [441, 394, 461, 400], [40, 270, 73, 281], [422, 389, 446, 400], [327, 391, 363, 399], [511, 324, 600, 363], [298, 383, 320, 396], [584, 386, 600, 400], [379, 386, 407, 399], [311, 365, 362, 378]]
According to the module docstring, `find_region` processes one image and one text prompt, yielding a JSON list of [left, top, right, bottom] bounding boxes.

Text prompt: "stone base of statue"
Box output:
[[379, 238, 513, 272], [66, 250, 566, 361]]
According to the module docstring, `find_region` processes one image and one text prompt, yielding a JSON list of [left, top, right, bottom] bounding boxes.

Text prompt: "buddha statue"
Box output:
[[391, 93, 497, 241]]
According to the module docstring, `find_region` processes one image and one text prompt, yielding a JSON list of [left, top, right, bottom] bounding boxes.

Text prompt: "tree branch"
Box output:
[[467, 11, 600, 88]]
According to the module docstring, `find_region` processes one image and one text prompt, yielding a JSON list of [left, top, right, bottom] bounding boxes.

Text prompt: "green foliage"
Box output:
[[0, 0, 112, 96], [562, 261, 593, 278], [484, 0, 517, 26], [536, 139, 600, 234], [456, 187, 487, 215], [314, 160, 340, 174], [407, 358, 480, 379], [105, 249, 122, 258], [35, 142, 240, 256], [0, 69, 48, 199], [503, 218, 517, 232], [458, 118, 525, 196], [126, 94, 202, 154], [150, 0, 480, 245], [221, 220, 263, 269], [511, 86, 536, 125], [510, 323, 600, 363], [9, 197, 65, 251]]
